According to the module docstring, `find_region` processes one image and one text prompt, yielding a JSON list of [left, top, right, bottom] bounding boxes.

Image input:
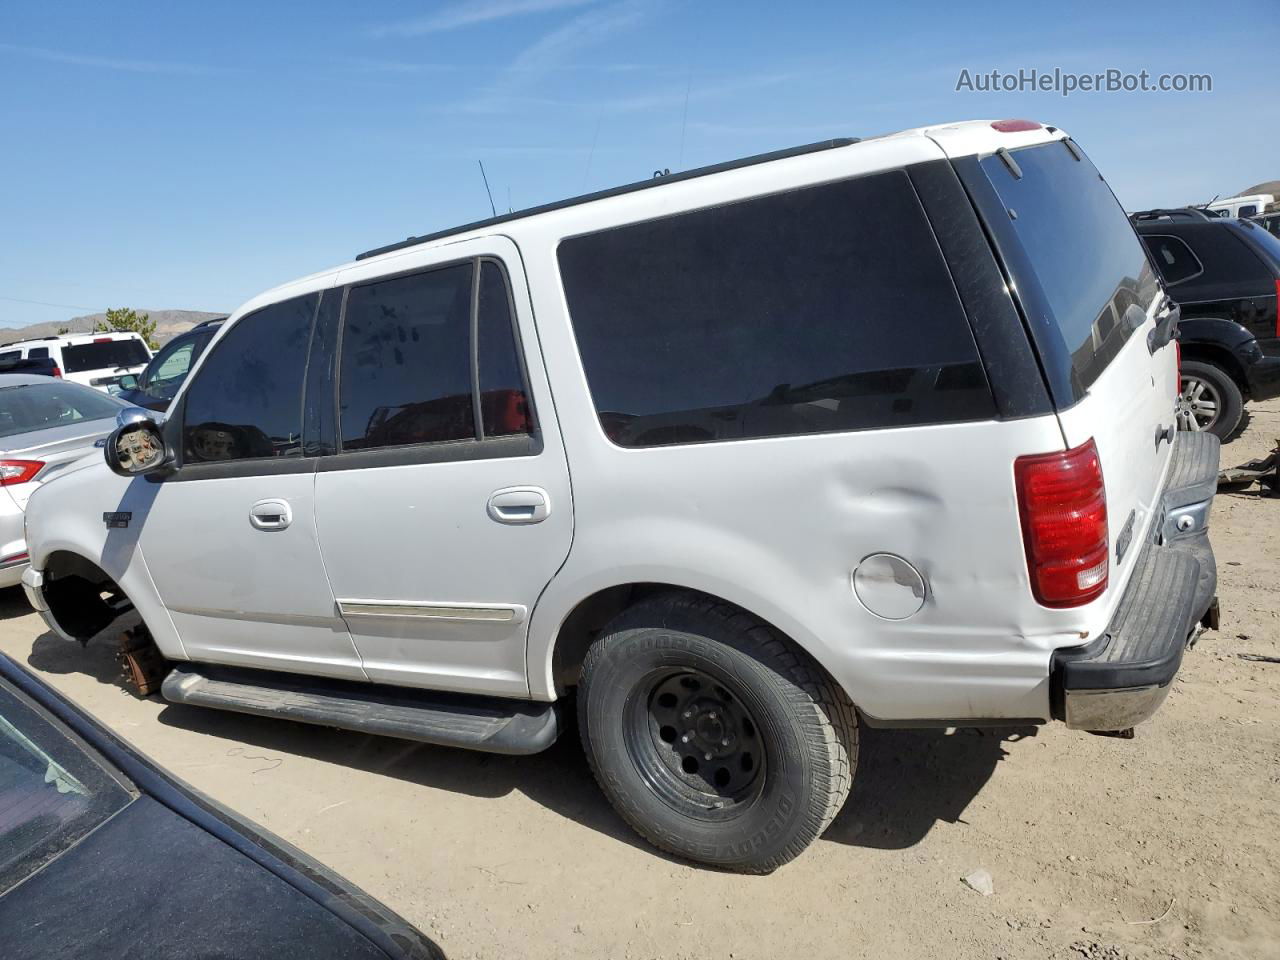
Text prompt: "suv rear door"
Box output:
[[314, 236, 572, 698], [955, 137, 1176, 618]]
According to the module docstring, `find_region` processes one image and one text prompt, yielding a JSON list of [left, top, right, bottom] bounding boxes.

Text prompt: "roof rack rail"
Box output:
[[356, 137, 860, 261]]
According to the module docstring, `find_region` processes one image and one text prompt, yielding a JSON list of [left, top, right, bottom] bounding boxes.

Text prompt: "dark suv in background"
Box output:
[[114, 317, 224, 411], [1135, 218, 1280, 440]]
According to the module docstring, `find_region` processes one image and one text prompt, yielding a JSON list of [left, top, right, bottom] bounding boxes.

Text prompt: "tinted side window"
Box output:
[[183, 294, 317, 463], [27, 347, 48, 360], [476, 261, 533, 438], [559, 172, 993, 447], [339, 264, 475, 451], [1141, 235, 1203, 285], [1237, 205, 1257, 218]]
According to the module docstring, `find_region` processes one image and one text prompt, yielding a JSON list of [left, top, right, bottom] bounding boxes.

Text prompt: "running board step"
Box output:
[[161, 664, 562, 755]]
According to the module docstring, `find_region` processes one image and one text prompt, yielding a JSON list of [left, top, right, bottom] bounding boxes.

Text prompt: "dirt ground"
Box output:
[[3, 402, 1278, 960]]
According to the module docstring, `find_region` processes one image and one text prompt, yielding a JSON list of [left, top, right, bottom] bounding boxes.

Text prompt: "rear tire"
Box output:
[[577, 591, 857, 873], [1178, 359, 1244, 442]]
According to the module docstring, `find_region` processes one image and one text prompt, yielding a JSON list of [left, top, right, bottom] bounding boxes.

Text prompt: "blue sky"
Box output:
[[1, 0, 1276, 328]]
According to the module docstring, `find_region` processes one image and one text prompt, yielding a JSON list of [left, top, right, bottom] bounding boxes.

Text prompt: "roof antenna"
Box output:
[[477, 160, 497, 218]]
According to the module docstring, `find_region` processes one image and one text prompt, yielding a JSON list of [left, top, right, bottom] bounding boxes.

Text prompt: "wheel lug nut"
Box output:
[[704, 752, 713, 761], [682, 710, 692, 719], [682, 732, 693, 743], [721, 738, 730, 746], [708, 711, 717, 720]]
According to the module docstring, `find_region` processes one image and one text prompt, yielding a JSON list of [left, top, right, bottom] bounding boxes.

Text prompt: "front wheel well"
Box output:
[[42, 551, 134, 642]]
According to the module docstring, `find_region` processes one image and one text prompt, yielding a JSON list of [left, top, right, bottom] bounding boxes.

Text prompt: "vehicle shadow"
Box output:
[[27, 629, 1030, 865], [155, 693, 1033, 861], [824, 725, 1037, 849], [27, 630, 138, 694], [0, 586, 33, 620]]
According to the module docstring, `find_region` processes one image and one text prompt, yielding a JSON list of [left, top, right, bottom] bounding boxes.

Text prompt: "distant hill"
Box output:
[[1239, 181, 1280, 197], [0, 309, 226, 348]]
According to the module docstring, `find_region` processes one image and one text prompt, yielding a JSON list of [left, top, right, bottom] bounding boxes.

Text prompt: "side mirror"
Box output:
[[104, 409, 171, 477], [117, 374, 139, 390]]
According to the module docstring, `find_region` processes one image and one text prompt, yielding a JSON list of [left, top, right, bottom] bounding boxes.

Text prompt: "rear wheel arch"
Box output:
[[1178, 339, 1249, 393], [547, 582, 845, 697]]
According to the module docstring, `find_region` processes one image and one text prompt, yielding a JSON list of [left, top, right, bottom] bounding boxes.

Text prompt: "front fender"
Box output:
[[25, 463, 186, 660]]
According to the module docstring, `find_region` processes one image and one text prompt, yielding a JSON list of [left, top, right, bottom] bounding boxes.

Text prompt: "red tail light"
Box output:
[[0, 460, 44, 486], [1014, 439, 1108, 608], [51, 365, 62, 378]]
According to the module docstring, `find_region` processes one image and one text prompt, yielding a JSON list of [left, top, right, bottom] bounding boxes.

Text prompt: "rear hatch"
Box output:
[[61, 336, 151, 390], [955, 134, 1178, 621]]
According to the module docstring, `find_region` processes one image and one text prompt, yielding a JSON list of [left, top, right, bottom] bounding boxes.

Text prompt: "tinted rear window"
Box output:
[[62, 339, 150, 374], [339, 263, 476, 451], [981, 141, 1158, 390], [559, 171, 994, 447], [0, 382, 124, 439]]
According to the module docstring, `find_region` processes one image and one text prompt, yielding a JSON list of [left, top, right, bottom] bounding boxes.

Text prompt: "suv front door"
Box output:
[[139, 289, 365, 680], [313, 237, 572, 697]]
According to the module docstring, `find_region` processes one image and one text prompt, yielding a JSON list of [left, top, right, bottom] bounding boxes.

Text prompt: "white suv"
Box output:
[[21, 120, 1219, 872], [0, 332, 151, 392]]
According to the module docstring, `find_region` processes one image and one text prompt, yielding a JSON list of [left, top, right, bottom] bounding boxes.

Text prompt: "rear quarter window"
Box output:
[[558, 170, 994, 448]]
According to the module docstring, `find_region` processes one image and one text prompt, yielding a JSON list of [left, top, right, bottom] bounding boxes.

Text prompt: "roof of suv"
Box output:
[[230, 119, 1064, 325], [354, 119, 1064, 262]]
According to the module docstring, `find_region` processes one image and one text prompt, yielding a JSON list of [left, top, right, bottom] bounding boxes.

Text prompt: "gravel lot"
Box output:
[[2, 401, 1278, 960]]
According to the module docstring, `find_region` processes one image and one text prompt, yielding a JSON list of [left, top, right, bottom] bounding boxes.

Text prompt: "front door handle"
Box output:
[[487, 487, 550, 525], [249, 498, 292, 531]]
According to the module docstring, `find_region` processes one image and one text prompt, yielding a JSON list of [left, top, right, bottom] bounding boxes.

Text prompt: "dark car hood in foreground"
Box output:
[[0, 796, 397, 960], [0, 656, 443, 960]]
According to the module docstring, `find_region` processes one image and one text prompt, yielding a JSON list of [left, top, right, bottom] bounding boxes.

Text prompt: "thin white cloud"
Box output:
[[467, 0, 652, 112], [0, 43, 219, 75], [369, 0, 598, 38]]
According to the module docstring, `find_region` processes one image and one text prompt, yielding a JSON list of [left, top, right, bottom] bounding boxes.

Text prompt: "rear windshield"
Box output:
[[62, 339, 150, 374], [0, 382, 124, 439], [981, 141, 1159, 391]]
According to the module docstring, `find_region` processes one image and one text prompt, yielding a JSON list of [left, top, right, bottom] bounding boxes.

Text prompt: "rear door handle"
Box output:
[[487, 487, 550, 525], [249, 498, 292, 531]]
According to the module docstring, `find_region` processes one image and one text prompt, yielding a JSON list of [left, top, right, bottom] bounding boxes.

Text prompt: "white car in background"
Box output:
[[1205, 193, 1275, 219], [0, 375, 128, 586], [0, 332, 152, 393]]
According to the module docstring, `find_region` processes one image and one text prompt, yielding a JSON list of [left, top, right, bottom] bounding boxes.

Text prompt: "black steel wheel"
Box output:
[[625, 668, 765, 819], [578, 591, 857, 873]]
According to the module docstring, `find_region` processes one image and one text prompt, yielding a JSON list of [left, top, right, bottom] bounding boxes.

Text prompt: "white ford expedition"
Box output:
[[21, 120, 1219, 872]]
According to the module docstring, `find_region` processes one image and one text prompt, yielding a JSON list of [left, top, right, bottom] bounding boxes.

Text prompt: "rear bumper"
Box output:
[[1050, 432, 1220, 731]]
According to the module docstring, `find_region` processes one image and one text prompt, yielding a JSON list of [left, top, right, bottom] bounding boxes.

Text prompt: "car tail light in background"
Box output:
[[991, 119, 1042, 132], [51, 365, 62, 378], [1014, 439, 1108, 608], [94, 337, 113, 343], [0, 460, 44, 486]]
